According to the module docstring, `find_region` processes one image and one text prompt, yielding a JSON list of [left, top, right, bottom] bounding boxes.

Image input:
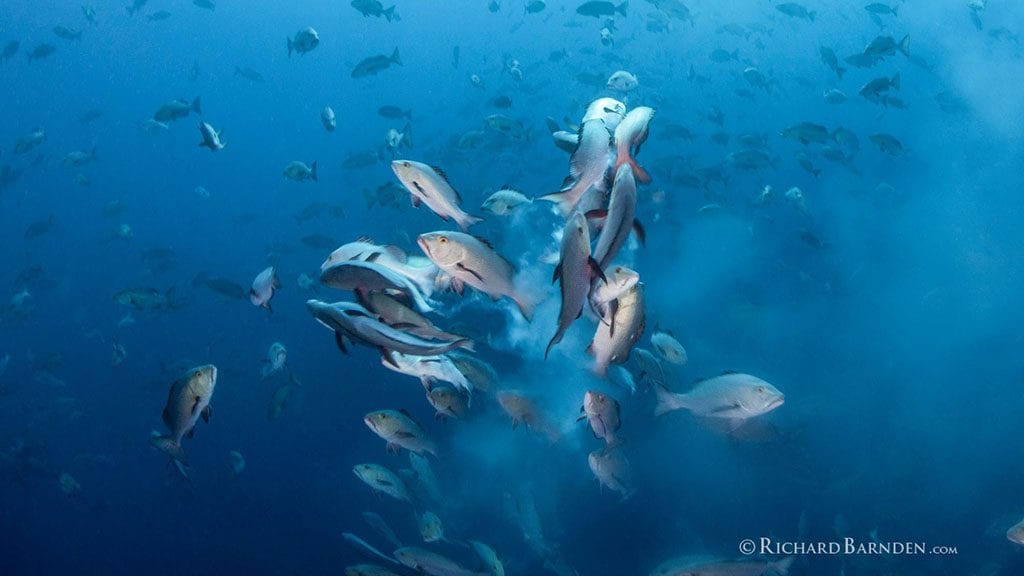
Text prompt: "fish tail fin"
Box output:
[[773, 556, 796, 576], [391, 47, 402, 66], [653, 384, 687, 416], [383, 5, 395, 21], [616, 1, 628, 18], [545, 329, 564, 359], [310, 160, 319, 182], [191, 97, 202, 116], [537, 190, 576, 216], [150, 435, 187, 466], [456, 213, 483, 231], [898, 34, 910, 57]]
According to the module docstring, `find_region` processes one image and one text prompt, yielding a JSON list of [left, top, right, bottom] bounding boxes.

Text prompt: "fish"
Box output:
[[321, 106, 337, 132], [358, 291, 465, 343], [249, 267, 280, 312], [426, 386, 470, 419], [287, 27, 319, 57], [140, 118, 170, 133], [589, 284, 644, 376], [775, 2, 815, 21], [612, 106, 654, 184], [14, 128, 46, 155], [654, 372, 785, 426], [408, 452, 442, 503], [496, 391, 559, 442], [606, 70, 638, 92], [344, 533, 402, 567], [650, 330, 687, 364], [201, 276, 247, 300], [353, 463, 412, 501], [114, 287, 176, 311], [306, 300, 471, 358], [469, 541, 504, 576], [320, 260, 434, 313], [416, 510, 445, 543], [450, 354, 498, 394], [580, 390, 621, 445], [394, 547, 487, 576], [664, 557, 795, 576], [588, 443, 635, 498], [227, 451, 245, 475], [364, 409, 436, 455], [148, 11, 172, 21], [489, 95, 513, 109], [819, 47, 845, 79], [1008, 518, 1024, 545], [61, 146, 98, 167], [539, 118, 614, 216], [781, 122, 831, 145], [823, 88, 847, 104], [547, 212, 605, 358], [322, 240, 438, 297], [352, 48, 401, 78], [149, 365, 217, 475], [267, 378, 298, 420], [590, 265, 640, 318], [283, 160, 318, 182], [197, 121, 225, 151], [859, 73, 900, 104], [392, 161, 481, 230], [378, 105, 411, 119], [153, 98, 201, 123], [589, 164, 644, 270], [261, 342, 287, 378], [481, 188, 533, 216], [362, 511, 403, 549], [26, 44, 56, 63], [576, 1, 628, 18], [385, 123, 413, 154], [869, 132, 904, 156], [417, 231, 534, 320], [193, 0, 215, 9], [23, 215, 56, 240], [351, 0, 398, 21], [53, 26, 83, 41], [234, 66, 264, 82], [1, 41, 20, 63], [383, 352, 472, 393], [525, 0, 546, 13]]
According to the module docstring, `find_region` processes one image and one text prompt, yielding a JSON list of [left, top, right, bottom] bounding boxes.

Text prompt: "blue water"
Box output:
[[2, 1, 1024, 574]]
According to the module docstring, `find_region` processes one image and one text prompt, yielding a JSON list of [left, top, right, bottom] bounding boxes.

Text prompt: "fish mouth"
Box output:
[[363, 415, 378, 432], [416, 236, 432, 258], [766, 396, 785, 411]]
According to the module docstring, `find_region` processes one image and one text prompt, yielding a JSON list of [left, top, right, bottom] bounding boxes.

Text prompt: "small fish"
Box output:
[[606, 70, 638, 92], [580, 390, 621, 445], [351, 0, 398, 21], [352, 48, 401, 78], [23, 215, 56, 240], [651, 330, 687, 364], [776, 2, 816, 21], [283, 160, 318, 182], [126, 0, 149, 16], [321, 106, 337, 132], [61, 146, 97, 167], [14, 128, 46, 154], [416, 510, 445, 543], [588, 443, 635, 498], [364, 409, 436, 455], [469, 541, 505, 576], [353, 463, 412, 501], [26, 44, 56, 63], [819, 46, 846, 79], [153, 97, 201, 123], [234, 66, 264, 82], [249, 266, 280, 312], [576, 1, 628, 18], [148, 11, 172, 21], [869, 132, 904, 156], [261, 342, 287, 378], [481, 188, 533, 216], [393, 161, 481, 230], [53, 26, 83, 41], [1, 41, 20, 63], [227, 451, 245, 475], [525, 0, 546, 14], [823, 88, 847, 104], [197, 120, 225, 151], [193, 0, 216, 9], [287, 27, 320, 57], [378, 105, 412, 119], [426, 386, 469, 419]]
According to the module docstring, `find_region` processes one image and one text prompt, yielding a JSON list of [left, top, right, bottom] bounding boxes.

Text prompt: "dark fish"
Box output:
[[147, 10, 172, 21], [301, 234, 337, 250], [343, 149, 383, 168], [490, 95, 513, 109], [0, 164, 24, 190], [24, 216, 56, 240], [351, 0, 398, 21], [114, 287, 176, 310], [576, 1, 627, 18], [352, 48, 401, 78], [203, 277, 247, 300], [378, 105, 411, 119], [1, 41, 19, 62], [26, 44, 56, 63], [52, 26, 82, 41]]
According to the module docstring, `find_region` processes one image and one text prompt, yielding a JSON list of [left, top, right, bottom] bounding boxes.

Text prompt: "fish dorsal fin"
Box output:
[[343, 308, 368, 317], [473, 235, 494, 250], [397, 408, 421, 428], [720, 369, 739, 375], [364, 252, 382, 263], [430, 165, 451, 183]]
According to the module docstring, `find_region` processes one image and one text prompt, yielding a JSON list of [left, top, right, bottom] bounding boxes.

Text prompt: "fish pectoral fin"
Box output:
[[201, 405, 211, 423], [456, 263, 484, 282], [394, 431, 415, 439], [377, 478, 394, 487], [588, 257, 607, 283], [190, 395, 202, 416], [551, 262, 562, 284], [633, 219, 646, 246], [381, 349, 399, 368], [410, 195, 421, 208], [334, 331, 349, 354]]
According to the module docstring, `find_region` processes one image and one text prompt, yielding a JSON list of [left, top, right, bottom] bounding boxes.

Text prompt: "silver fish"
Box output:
[[547, 212, 604, 358], [589, 164, 644, 270], [198, 120, 225, 151], [539, 119, 613, 216], [306, 300, 471, 358], [392, 160, 482, 230], [654, 372, 785, 423]]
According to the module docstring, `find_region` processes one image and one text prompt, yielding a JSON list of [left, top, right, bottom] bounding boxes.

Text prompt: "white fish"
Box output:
[[392, 160, 482, 231], [589, 164, 644, 270], [589, 284, 645, 377], [1008, 518, 1024, 545], [539, 119, 614, 216], [362, 511, 403, 549], [590, 265, 640, 319], [408, 452, 442, 503], [353, 463, 412, 502], [588, 443, 635, 498], [481, 188, 533, 216], [261, 342, 287, 378], [416, 510, 445, 543], [606, 70, 638, 92], [382, 352, 471, 393], [612, 106, 655, 184], [364, 409, 437, 455], [343, 532, 401, 566], [547, 212, 604, 358], [321, 106, 337, 131], [197, 120, 225, 151], [394, 547, 488, 576], [469, 540, 505, 576], [650, 330, 687, 364], [654, 372, 785, 424], [250, 266, 280, 312]]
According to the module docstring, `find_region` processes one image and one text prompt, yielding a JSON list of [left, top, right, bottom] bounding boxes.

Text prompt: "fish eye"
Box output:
[[756, 386, 765, 393], [402, 161, 410, 167], [439, 237, 448, 244]]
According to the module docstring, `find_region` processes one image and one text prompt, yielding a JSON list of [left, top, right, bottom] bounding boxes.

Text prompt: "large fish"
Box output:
[[150, 365, 217, 474], [321, 240, 439, 299], [364, 409, 437, 455], [547, 212, 605, 358], [539, 119, 614, 216], [580, 390, 621, 445], [589, 164, 644, 270], [359, 291, 464, 343], [392, 160, 482, 230], [320, 259, 434, 312], [417, 231, 534, 320], [612, 106, 655, 183], [654, 372, 785, 423], [588, 284, 645, 376], [381, 352, 471, 393], [306, 300, 472, 358]]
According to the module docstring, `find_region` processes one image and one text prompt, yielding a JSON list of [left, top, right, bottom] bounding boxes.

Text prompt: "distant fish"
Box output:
[[261, 342, 287, 378], [234, 66, 264, 82], [126, 0, 149, 16], [61, 146, 98, 167], [23, 215, 56, 240], [775, 2, 816, 21], [352, 48, 401, 78], [576, 1, 627, 18], [377, 105, 411, 119], [1, 41, 20, 63], [153, 97, 201, 123], [26, 43, 56, 63], [481, 187, 532, 216], [351, 0, 398, 21], [588, 443, 635, 498], [606, 70, 638, 92], [352, 463, 412, 501], [283, 160, 318, 182], [654, 372, 785, 424], [287, 27, 319, 57], [53, 26, 83, 41], [321, 106, 337, 132], [14, 128, 46, 155], [193, 0, 216, 9], [148, 10, 172, 21]]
